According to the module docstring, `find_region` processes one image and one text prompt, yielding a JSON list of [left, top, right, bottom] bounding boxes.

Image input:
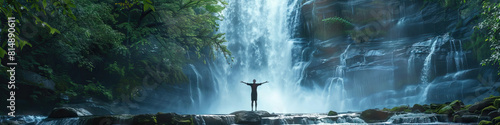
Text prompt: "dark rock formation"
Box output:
[[230, 110, 272, 124], [360, 109, 393, 123], [411, 104, 425, 113], [48, 107, 92, 118]]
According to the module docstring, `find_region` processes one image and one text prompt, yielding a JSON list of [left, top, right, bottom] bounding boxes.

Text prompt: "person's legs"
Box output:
[[251, 100, 254, 111], [255, 100, 258, 111]]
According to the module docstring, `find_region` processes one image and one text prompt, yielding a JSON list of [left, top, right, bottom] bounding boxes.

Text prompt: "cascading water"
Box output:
[[183, 0, 497, 115], [191, 0, 347, 113], [323, 44, 351, 111]]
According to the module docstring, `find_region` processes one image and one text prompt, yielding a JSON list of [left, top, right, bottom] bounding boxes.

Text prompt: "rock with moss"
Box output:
[[131, 113, 192, 125], [231, 110, 272, 124], [494, 99, 500, 108], [360, 109, 394, 123], [492, 116, 500, 124], [469, 96, 500, 114], [488, 109, 500, 118], [437, 105, 454, 114], [328, 111, 338, 116], [412, 104, 425, 113], [479, 120, 493, 125], [430, 103, 442, 110], [438, 100, 464, 114], [391, 105, 411, 112], [482, 106, 498, 116]]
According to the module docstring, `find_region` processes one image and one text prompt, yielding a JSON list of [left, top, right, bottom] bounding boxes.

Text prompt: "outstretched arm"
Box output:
[[241, 81, 250, 84], [258, 81, 269, 84]]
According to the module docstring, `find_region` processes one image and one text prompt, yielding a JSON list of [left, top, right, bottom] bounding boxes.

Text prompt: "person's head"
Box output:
[[253, 79, 256, 83]]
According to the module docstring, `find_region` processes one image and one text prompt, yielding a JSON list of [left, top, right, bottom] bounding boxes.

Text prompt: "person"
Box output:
[[241, 79, 268, 111]]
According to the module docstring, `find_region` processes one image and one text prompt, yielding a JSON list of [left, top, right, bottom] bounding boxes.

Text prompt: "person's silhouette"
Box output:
[[241, 79, 268, 111]]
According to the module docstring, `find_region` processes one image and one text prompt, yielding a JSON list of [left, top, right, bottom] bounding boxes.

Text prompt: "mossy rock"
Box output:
[[453, 115, 461, 122], [494, 99, 500, 108], [464, 104, 472, 110], [412, 104, 425, 113], [391, 105, 410, 112], [328, 111, 338, 116], [438, 105, 453, 114], [424, 109, 433, 114], [484, 96, 500, 101], [360, 109, 393, 123], [482, 106, 498, 116], [437, 100, 464, 114], [492, 116, 500, 124], [132, 114, 156, 125], [479, 120, 493, 125], [430, 103, 442, 110]]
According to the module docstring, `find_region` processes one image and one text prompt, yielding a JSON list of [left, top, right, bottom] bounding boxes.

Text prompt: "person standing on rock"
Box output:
[[241, 79, 268, 111]]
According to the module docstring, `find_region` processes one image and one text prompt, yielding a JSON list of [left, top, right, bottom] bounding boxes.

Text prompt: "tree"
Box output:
[[474, 1, 500, 74], [0, 0, 76, 62]]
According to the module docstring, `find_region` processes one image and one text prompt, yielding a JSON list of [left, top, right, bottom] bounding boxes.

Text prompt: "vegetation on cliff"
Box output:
[[0, 0, 231, 108]]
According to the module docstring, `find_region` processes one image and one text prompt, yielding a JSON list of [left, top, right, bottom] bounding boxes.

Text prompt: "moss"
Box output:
[[485, 96, 500, 101], [492, 116, 500, 124], [494, 99, 500, 108], [453, 115, 461, 122], [391, 105, 410, 112], [424, 109, 433, 114], [464, 104, 472, 110], [480, 120, 493, 125], [438, 105, 453, 114], [328, 111, 338, 116], [482, 106, 498, 115], [382, 108, 391, 112]]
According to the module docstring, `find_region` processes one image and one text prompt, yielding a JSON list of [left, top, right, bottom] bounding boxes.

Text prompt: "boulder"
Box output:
[[482, 106, 498, 116], [494, 99, 500, 108], [328, 111, 338, 116], [493, 116, 500, 124], [360, 109, 393, 123], [438, 100, 464, 114], [469, 96, 500, 114], [412, 104, 425, 113], [230, 110, 272, 124], [487, 109, 500, 118], [454, 115, 482, 123], [48, 107, 92, 118]]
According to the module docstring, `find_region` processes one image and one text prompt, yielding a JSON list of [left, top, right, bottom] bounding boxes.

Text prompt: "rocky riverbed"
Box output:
[[3, 96, 500, 125]]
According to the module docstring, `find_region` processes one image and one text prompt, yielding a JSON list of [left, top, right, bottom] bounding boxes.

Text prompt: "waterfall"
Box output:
[[420, 38, 439, 84], [198, 0, 345, 113], [189, 64, 203, 112], [323, 44, 351, 111]]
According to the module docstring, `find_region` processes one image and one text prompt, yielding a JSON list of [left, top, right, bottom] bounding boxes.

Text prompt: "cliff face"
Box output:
[[297, 0, 497, 109]]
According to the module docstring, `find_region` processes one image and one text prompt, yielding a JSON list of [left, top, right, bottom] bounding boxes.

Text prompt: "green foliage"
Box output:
[[473, 1, 500, 74], [106, 61, 126, 76], [322, 17, 354, 28], [151, 115, 157, 124], [0, 0, 76, 61], [38, 65, 54, 78], [49, 1, 126, 71], [83, 82, 113, 101], [7, 0, 231, 104]]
